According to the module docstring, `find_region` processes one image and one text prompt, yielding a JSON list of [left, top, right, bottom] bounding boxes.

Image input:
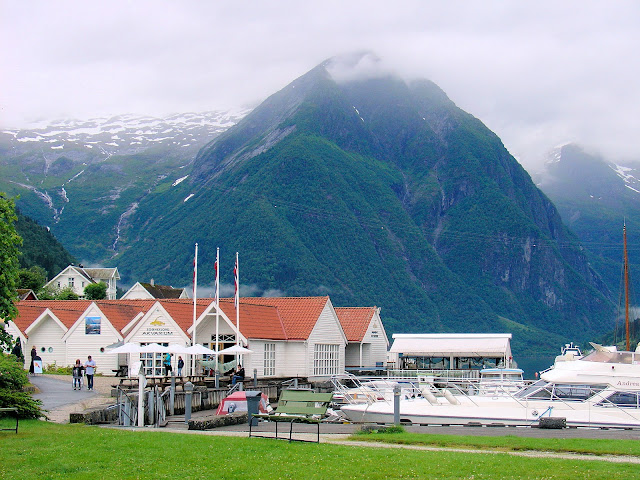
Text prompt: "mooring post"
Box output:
[[393, 385, 401, 426], [170, 374, 176, 416], [184, 381, 193, 424]]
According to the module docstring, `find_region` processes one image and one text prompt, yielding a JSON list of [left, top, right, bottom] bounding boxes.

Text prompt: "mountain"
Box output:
[[535, 144, 640, 300], [0, 110, 249, 262], [15, 209, 76, 279], [99, 53, 613, 373]]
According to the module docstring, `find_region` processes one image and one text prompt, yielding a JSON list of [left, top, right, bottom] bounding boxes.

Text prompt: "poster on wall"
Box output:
[[85, 316, 101, 335]]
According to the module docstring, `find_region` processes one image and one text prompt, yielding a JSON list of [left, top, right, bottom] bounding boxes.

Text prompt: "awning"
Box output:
[[390, 334, 511, 357]]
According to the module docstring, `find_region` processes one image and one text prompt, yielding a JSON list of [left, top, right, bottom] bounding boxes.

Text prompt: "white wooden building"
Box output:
[[335, 306, 389, 372], [7, 296, 386, 380], [45, 265, 120, 300]]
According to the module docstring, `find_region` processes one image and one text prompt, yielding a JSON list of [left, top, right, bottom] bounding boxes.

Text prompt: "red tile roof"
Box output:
[[217, 300, 287, 340], [335, 307, 376, 342], [235, 296, 330, 340], [13, 297, 332, 342]]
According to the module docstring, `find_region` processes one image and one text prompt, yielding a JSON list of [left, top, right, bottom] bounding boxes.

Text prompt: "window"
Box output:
[[264, 343, 275, 376], [599, 391, 640, 408], [68, 277, 75, 287], [313, 344, 339, 376], [140, 343, 168, 376]]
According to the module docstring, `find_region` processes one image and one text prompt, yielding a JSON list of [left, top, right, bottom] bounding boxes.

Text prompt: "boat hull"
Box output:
[[340, 397, 640, 429]]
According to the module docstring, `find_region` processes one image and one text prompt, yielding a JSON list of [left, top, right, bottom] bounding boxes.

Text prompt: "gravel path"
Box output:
[[31, 374, 117, 423]]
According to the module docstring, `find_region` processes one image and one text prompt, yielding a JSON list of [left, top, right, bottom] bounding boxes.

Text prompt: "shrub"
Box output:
[[43, 362, 72, 375], [0, 353, 28, 390], [0, 353, 44, 419]]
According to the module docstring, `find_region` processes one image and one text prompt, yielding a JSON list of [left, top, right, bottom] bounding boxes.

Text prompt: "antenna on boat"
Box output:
[[624, 222, 630, 351]]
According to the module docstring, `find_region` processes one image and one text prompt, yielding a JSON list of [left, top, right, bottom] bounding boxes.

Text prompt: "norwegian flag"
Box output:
[[233, 253, 239, 309]]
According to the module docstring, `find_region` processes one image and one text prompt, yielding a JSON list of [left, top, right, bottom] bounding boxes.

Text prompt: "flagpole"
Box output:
[[234, 251, 240, 366], [192, 243, 198, 375], [215, 247, 220, 371], [235, 251, 239, 347]]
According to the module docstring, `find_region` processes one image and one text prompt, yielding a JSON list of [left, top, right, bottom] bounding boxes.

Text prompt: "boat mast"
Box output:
[[624, 223, 630, 351]]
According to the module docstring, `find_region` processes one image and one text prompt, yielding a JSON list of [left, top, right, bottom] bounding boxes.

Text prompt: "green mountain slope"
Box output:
[[15, 209, 75, 279], [112, 54, 614, 373]]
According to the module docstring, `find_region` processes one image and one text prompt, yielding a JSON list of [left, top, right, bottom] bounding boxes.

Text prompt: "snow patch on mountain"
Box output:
[[172, 175, 188, 186], [1, 109, 251, 156], [611, 163, 640, 194]]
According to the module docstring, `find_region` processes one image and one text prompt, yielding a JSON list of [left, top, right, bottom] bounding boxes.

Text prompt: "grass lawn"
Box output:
[[1, 421, 638, 479], [350, 429, 640, 457]]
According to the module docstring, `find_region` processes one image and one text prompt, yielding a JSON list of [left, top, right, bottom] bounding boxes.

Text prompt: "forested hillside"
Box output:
[[15, 209, 75, 280]]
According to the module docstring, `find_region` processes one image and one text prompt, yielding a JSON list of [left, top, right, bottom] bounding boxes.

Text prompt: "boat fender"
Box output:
[[420, 386, 438, 404], [443, 389, 460, 405]]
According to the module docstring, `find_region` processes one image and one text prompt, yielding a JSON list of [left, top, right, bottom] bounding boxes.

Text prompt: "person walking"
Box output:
[[72, 359, 84, 390], [177, 356, 184, 377], [84, 355, 96, 390]]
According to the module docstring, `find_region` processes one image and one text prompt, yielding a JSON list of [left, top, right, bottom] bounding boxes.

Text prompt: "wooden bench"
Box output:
[[249, 390, 333, 442], [0, 407, 19, 434]]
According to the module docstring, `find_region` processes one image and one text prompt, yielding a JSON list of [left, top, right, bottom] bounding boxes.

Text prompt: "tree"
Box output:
[[84, 281, 107, 300], [56, 286, 79, 300], [0, 194, 22, 352], [17, 266, 47, 291]]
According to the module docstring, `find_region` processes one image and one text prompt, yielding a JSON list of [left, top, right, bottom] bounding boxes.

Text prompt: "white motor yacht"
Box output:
[[340, 347, 640, 429]]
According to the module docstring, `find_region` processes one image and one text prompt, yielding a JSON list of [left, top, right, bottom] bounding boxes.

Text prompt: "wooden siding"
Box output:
[[26, 314, 67, 368], [306, 302, 346, 378], [64, 304, 121, 372]]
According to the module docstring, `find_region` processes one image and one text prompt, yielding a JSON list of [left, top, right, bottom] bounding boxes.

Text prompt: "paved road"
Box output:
[[30, 375, 98, 411]]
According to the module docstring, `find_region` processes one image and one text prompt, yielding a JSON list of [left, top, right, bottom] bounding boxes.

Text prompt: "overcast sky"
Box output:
[[1, 1, 638, 170]]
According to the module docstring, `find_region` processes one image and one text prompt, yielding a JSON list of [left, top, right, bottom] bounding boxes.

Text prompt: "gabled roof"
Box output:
[[217, 300, 287, 340], [335, 307, 376, 342], [237, 296, 330, 340], [140, 283, 186, 299], [16, 289, 38, 301], [14, 301, 93, 331], [82, 267, 120, 280]]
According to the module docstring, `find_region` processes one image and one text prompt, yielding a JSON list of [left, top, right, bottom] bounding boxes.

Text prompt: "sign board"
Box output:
[[33, 360, 43, 374]]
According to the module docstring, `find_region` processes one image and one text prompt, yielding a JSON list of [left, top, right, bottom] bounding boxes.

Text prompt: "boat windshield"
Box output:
[[598, 391, 640, 408], [581, 350, 639, 365], [514, 381, 607, 401], [514, 380, 547, 398]]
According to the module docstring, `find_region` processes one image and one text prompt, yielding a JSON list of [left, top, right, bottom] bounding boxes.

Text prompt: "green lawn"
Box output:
[[0, 421, 638, 479], [351, 429, 640, 457]]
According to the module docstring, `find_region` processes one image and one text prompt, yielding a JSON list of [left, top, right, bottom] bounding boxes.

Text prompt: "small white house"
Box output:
[[335, 306, 389, 372], [45, 265, 120, 300]]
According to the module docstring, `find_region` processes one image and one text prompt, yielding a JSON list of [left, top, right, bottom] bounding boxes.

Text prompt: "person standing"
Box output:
[[177, 356, 184, 377], [29, 346, 37, 375], [84, 355, 96, 390], [72, 359, 84, 390], [163, 352, 172, 376]]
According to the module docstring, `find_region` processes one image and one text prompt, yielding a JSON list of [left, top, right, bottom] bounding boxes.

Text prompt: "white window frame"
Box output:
[[141, 342, 168, 376], [263, 343, 275, 376], [313, 344, 339, 376]]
